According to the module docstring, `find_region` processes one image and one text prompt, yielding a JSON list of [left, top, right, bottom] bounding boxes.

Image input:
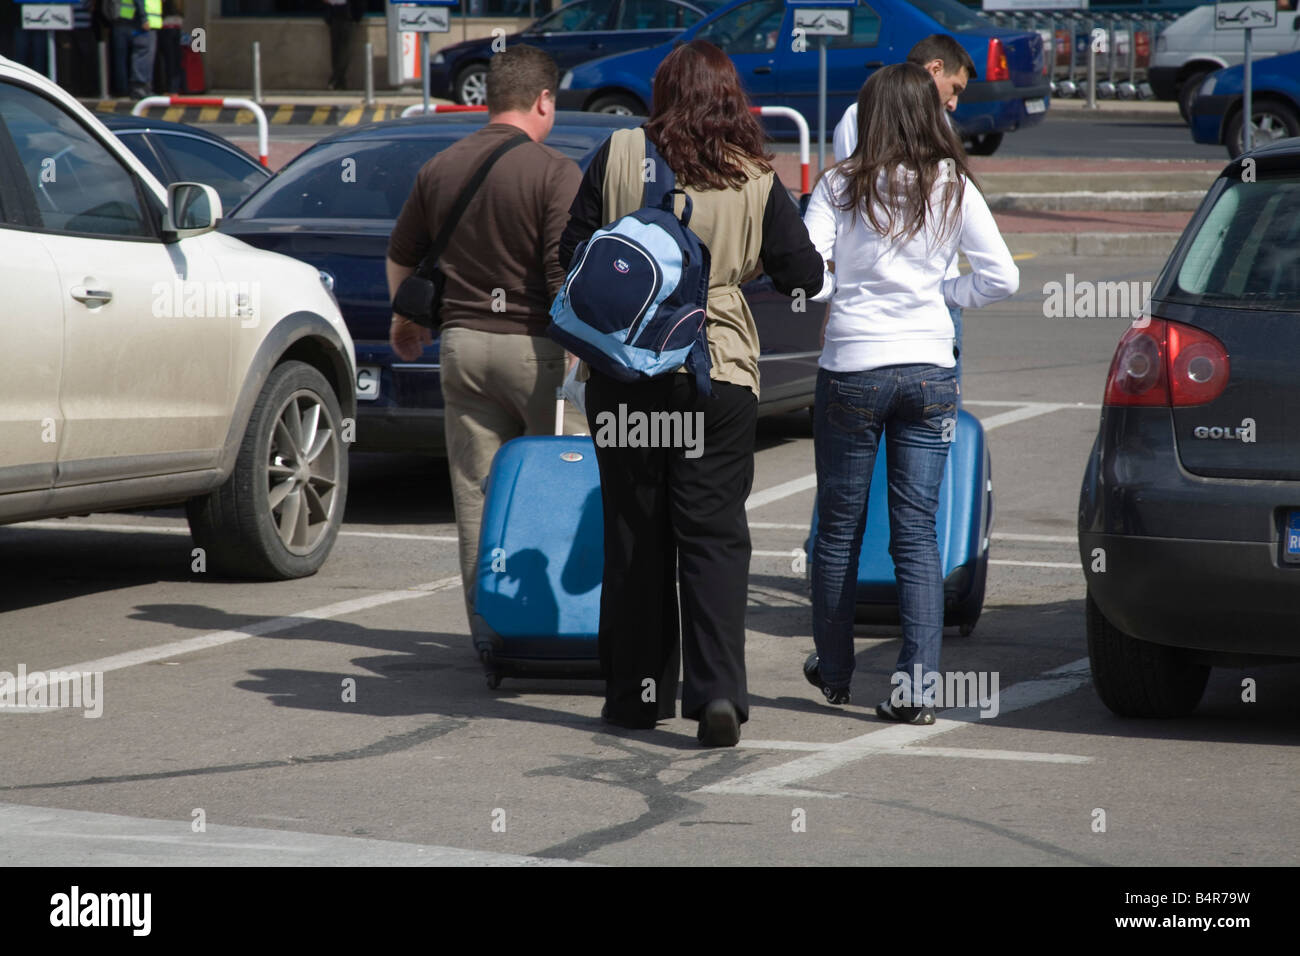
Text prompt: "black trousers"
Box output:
[[585, 371, 757, 725], [325, 7, 351, 88]]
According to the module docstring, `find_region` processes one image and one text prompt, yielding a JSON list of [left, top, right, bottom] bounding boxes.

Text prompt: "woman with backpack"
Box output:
[[802, 62, 1018, 722], [558, 40, 826, 747]]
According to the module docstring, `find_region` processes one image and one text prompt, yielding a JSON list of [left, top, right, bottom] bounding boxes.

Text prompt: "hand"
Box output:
[[390, 316, 432, 361]]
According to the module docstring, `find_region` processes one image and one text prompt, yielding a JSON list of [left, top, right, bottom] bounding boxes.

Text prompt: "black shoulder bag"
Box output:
[[391, 132, 530, 330]]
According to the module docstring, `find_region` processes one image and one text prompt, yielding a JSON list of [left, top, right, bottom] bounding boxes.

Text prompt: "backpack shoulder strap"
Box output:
[[641, 130, 676, 209]]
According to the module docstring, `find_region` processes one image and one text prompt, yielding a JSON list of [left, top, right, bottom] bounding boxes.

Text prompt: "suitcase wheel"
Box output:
[[481, 650, 502, 690], [959, 621, 976, 637]]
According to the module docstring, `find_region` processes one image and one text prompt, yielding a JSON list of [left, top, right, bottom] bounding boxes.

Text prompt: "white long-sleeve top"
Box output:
[[833, 103, 962, 283], [804, 163, 1018, 373]]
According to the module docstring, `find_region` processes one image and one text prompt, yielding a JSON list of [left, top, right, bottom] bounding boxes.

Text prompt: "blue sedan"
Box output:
[[221, 112, 822, 454], [429, 0, 722, 105], [556, 0, 1050, 155], [1190, 50, 1300, 158]]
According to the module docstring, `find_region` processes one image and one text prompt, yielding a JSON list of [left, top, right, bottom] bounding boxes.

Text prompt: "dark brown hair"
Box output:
[[486, 45, 559, 114], [644, 41, 772, 191], [908, 34, 977, 80], [837, 62, 975, 243]]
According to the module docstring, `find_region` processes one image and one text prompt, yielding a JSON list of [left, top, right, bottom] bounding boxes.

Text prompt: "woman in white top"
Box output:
[[801, 62, 1018, 722]]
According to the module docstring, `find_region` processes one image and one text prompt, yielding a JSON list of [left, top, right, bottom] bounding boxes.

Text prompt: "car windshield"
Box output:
[[905, 0, 987, 33], [232, 130, 615, 221], [1164, 174, 1300, 311]]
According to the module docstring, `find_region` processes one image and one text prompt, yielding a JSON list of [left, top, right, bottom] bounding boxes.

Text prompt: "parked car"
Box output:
[[102, 113, 271, 214], [429, 0, 722, 105], [1190, 50, 1300, 157], [1148, 4, 1300, 122], [221, 112, 823, 454], [0, 55, 356, 579], [1078, 137, 1300, 717], [556, 0, 1050, 155]]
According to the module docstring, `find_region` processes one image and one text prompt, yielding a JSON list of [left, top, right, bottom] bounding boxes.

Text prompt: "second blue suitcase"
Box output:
[[805, 408, 993, 635], [472, 435, 604, 687]]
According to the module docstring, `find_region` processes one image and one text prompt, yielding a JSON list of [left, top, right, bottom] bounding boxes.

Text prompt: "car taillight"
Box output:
[[987, 38, 1009, 82], [1103, 318, 1230, 407]]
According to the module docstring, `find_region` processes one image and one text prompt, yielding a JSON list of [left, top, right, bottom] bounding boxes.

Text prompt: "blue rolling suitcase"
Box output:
[[805, 408, 992, 636], [472, 400, 604, 688]]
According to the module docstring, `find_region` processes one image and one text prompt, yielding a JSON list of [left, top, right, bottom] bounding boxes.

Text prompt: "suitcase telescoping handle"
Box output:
[[554, 391, 565, 437]]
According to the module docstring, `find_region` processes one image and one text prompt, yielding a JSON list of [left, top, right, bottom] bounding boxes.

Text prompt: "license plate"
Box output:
[[356, 365, 380, 401], [1025, 97, 1047, 114], [1284, 511, 1300, 562]]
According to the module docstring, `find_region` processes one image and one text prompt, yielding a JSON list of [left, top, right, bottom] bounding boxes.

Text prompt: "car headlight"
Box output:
[[560, 70, 573, 90], [1198, 72, 1218, 97], [431, 53, 445, 66]]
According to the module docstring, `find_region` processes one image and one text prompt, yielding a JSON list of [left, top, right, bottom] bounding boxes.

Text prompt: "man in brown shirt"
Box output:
[[386, 44, 583, 638]]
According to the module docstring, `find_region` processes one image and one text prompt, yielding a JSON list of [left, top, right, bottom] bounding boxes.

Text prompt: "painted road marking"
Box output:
[[700, 658, 1093, 798], [0, 803, 588, 866], [1, 577, 462, 715]]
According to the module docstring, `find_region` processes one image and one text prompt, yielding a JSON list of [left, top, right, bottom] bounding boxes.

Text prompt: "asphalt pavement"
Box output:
[[4, 252, 1297, 867]]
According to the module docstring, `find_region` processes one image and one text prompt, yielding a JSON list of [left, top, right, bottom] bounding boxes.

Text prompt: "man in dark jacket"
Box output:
[[322, 0, 363, 90]]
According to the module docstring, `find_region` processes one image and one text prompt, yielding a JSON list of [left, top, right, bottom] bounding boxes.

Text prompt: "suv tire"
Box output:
[[187, 361, 348, 580]]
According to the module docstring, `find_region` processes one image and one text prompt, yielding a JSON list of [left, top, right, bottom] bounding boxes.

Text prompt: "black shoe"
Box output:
[[875, 699, 936, 724], [803, 653, 851, 705], [600, 703, 657, 731], [697, 699, 740, 747]]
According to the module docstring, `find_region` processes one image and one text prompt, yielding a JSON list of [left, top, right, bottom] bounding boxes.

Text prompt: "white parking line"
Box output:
[[739, 739, 1090, 764], [2, 576, 461, 714], [992, 533, 1076, 544], [700, 658, 1093, 798], [13, 520, 461, 544], [0, 803, 590, 866], [990, 560, 1079, 569]]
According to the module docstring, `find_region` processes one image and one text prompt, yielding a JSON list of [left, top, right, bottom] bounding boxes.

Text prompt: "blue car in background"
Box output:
[[220, 113, 824, 454], [556, 0, 1049, 154], [1190, 50, 1300, 158], [429, 0, 723, 105]]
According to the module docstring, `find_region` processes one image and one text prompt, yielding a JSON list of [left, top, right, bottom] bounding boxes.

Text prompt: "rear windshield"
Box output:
[[1163, 174, 1300, 311]]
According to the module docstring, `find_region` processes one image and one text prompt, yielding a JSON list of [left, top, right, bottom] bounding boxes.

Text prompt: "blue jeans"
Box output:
[[811, 363, 957, 703]]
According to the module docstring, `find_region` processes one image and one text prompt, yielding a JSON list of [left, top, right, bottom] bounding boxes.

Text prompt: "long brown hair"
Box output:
[[836, 62, 975, 244], [644, 40, 773, 190]]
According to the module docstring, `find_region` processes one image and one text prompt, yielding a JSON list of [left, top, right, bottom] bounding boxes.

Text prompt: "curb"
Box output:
[[988, 190, 1205, 212], [1004, 232, 1180, 257]]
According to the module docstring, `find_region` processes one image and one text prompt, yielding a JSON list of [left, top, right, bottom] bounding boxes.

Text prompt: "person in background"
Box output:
[[558, 40, 827, 747], [803, 63, 1017, 722], [155, 0, 183, 94], [833, 34, 977, 406], [322, 0, 364, 91], [386, 45, 584, 644], [125, 0, 160, 99]]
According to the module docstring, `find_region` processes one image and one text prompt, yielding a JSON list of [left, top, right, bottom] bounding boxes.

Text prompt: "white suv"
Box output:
[[0, 56, 356, 579]]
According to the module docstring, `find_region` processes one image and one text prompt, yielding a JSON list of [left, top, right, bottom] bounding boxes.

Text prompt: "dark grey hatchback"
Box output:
[[1079, 137, 1300, 718]]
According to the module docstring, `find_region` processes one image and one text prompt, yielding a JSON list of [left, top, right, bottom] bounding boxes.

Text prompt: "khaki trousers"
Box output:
[[439, 326, 585, 632]]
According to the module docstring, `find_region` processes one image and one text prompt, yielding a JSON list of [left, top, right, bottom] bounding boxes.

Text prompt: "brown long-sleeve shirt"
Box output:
[[387, 122, 582, 336]]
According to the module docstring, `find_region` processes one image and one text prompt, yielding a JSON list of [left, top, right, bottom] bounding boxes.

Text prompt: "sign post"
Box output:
[[787, 1, 852, 174], [388, 0, 454, 111], [1215, 0, 1278, 153], [16, 1, 74, 84]]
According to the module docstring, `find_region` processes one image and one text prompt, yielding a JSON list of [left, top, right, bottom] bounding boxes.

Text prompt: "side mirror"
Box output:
[[164, 182, 222, 241]]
